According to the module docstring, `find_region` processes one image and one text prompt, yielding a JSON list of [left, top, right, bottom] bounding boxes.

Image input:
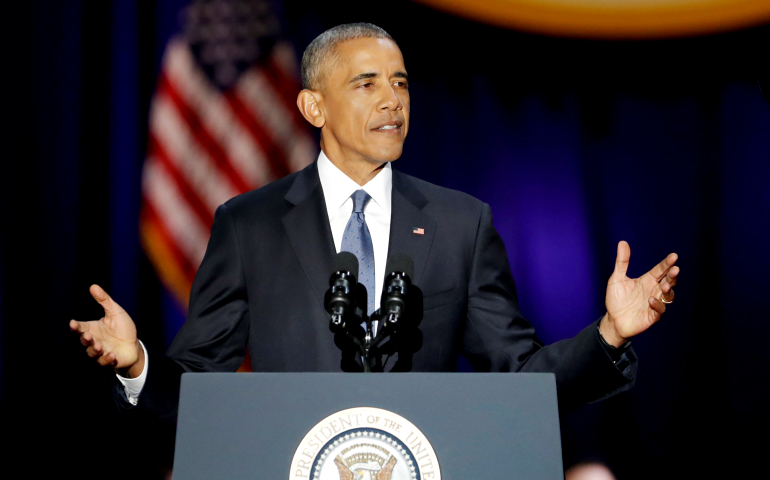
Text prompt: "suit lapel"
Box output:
[[281, 166, 436, 310], [388, 170, 436, 287], [282, 163, 336, 309]]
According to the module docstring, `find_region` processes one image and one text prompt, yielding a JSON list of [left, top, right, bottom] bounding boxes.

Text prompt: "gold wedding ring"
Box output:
[[660, 297, 673, 304]]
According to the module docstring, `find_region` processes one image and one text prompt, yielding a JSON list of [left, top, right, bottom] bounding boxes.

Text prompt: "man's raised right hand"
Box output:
[[70, 284, 144, 378]]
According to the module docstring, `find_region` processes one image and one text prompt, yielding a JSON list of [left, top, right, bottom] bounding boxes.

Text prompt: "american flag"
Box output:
[[140, 0, 315, 314]]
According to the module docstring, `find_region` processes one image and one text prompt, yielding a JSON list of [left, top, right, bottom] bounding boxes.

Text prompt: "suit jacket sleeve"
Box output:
[[461, 203, 636, 413], [114, 203, 250, 420]]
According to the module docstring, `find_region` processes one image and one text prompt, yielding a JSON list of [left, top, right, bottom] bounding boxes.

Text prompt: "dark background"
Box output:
[[1, 0, 768, 477]]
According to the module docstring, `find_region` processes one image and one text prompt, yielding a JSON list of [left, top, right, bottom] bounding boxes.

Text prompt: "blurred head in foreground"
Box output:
[[565, 461, 617, 480]]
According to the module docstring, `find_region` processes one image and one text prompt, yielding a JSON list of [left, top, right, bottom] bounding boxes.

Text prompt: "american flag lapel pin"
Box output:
[[412, 227, 425, 235]]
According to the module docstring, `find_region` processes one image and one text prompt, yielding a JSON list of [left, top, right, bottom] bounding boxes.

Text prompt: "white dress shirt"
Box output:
[[316, 150, 392, 310], [118, 340, 148, 405], [118, 150, 393, 404]]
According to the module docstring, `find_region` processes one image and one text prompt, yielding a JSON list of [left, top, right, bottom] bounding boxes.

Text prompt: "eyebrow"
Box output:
[[348, 71, 409, 83]]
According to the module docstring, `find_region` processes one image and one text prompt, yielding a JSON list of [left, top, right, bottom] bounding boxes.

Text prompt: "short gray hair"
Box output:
[[301, 23, 396, 91]]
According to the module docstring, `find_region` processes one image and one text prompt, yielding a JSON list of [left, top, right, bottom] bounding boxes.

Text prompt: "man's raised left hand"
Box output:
[[600, 241, 679, 347]]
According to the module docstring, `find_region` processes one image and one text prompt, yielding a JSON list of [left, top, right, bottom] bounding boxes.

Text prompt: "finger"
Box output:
[[659, 287, 675, 303], [97, 352, 116, 367], [659, 274, 677, 293], [613, 241, 631, 278], [648, 296, 666, 316], [70, 319, 87, 333], [663, 266, 680, 288], [89, 284, 124, 316], [86, 345, 101, 358], [80, 332, 94, 347], [649, 253, 678, 282], [102, 351, 118, 367]]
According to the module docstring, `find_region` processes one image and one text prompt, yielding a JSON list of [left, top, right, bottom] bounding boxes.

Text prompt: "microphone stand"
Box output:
[[363, 268, 411, 371], [329, 306, 380, 372], [361, 311, 376, 373], [335, 310, 376, 373], [360, 309, 399, 373], [329, 277, 409, 372]]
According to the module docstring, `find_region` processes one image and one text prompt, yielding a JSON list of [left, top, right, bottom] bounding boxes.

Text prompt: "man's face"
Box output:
[[318, 37, 410, 166]]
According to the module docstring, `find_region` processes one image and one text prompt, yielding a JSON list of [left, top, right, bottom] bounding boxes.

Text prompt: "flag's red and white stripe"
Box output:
[[140, 37, 315, 308]]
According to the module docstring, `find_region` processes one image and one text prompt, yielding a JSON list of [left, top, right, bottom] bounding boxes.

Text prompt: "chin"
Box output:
[[372, 145, 404, 163]]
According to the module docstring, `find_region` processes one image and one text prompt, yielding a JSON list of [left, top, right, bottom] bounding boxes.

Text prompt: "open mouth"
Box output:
[[372, 120, 403, 133]]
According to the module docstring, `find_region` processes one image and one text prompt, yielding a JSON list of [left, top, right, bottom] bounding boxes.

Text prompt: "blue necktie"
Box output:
[[341, 190, 375, 316]]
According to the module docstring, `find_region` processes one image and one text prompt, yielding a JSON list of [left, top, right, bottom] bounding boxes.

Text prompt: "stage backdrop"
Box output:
[[0, 1, 768, 479]]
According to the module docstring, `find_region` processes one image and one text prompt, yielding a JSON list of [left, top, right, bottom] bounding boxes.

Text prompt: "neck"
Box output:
[[320, 143, 386, 186]]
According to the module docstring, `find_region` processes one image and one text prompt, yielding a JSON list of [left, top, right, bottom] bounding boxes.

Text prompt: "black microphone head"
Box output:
[[334, 251, 359, 280], [385, 254, 414, 279]]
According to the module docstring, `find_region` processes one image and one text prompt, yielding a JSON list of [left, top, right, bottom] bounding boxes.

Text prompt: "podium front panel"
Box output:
[[174, 372, 563, 479]]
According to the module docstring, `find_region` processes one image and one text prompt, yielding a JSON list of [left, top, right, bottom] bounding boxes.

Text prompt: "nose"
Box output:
[[379, 84, 402, 111]]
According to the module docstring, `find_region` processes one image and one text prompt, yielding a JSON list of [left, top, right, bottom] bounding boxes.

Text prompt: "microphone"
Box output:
[[325, 252, 360, 333], [376, 254, 414, 337]]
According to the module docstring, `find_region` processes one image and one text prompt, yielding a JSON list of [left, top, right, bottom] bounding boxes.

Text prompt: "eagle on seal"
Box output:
[[334, 456, 397, 480]]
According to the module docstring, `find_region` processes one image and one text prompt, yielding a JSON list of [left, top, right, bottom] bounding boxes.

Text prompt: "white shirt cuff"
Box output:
[[115, 340, 148, 406]]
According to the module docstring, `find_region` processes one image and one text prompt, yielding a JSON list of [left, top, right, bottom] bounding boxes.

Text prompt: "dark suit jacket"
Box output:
[[126, 162, 635, 421]]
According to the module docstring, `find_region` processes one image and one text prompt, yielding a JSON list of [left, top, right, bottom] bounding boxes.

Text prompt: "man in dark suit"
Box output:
[[71, 23, 679, 419]]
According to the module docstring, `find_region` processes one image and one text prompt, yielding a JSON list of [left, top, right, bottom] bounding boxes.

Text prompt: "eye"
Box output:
[[394, 80, 408, 89], [360, 82, 374, 89]]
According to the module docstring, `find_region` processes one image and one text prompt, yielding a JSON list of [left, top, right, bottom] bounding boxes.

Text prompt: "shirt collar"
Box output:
[[317, 150, 392, 214]]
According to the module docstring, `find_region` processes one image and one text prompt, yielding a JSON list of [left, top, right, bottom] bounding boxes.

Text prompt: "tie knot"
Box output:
[[351, 189, 371, 214]]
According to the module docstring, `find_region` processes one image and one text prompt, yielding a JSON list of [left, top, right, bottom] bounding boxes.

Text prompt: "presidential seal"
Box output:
[[290, 407, 441, 480]]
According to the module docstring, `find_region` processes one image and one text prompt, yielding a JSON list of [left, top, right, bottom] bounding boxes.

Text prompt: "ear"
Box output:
[[297, 90, 325, 128]]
